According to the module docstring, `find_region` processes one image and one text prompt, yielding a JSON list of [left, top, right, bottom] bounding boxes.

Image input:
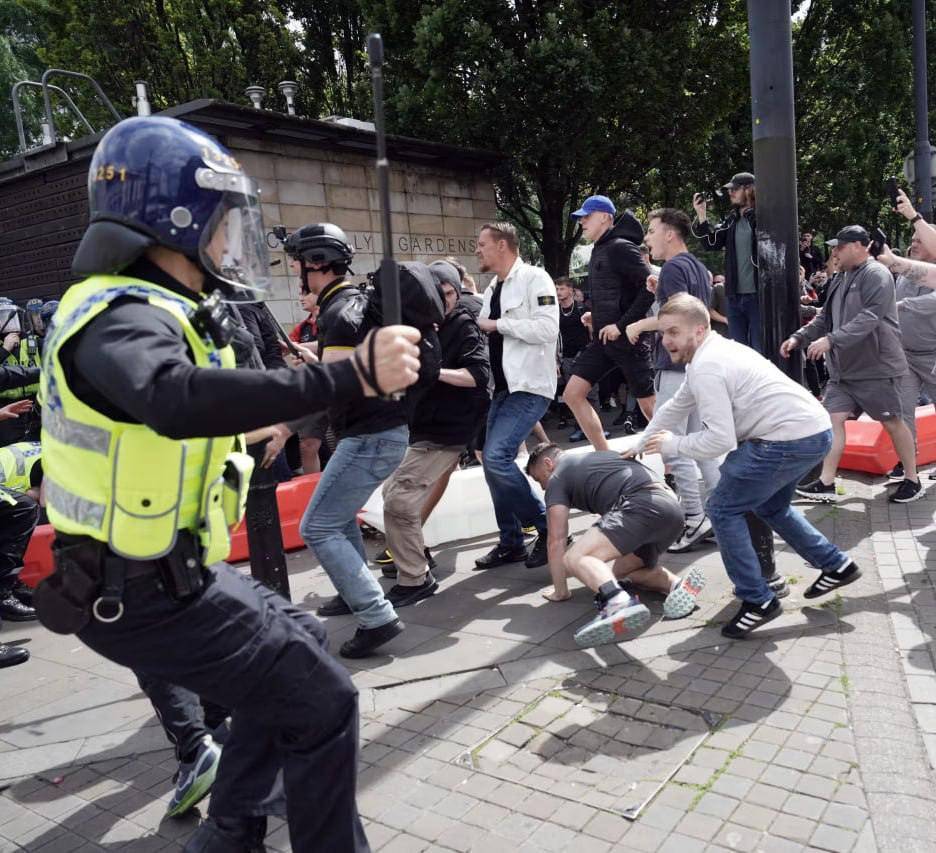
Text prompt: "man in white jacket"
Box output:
[[474, 222, 560, 569], [631, 294, 859, 639]]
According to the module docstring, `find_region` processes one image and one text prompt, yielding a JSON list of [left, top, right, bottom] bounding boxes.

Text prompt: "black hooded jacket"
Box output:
[[586, 210, 654, 335], [691, 207, 758, 297], [410, 304, 490, 446]]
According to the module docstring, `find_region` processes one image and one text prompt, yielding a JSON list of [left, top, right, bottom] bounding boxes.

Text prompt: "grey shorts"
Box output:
[[596, 487, 685, 567], [822, 377, 904, 422]]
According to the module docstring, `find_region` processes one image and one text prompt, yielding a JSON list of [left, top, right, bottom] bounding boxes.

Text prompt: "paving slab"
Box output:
[[3, 469, 936, 850]]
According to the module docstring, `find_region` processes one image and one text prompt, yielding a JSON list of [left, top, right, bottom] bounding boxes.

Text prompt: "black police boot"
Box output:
[[12, 581, 33, 607], [474, 545, 527, 569], [340, 619, 404, 659], [0, 642, 28, 669], [0, 594, 36, 622], [183, 816, 267, 852]]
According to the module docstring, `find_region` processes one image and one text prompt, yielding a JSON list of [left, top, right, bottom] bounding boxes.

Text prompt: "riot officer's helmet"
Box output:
[[71, 116, 270, 302]]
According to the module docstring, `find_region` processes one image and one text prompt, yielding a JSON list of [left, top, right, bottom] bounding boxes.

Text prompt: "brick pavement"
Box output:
[[1, 471, 936, 851]]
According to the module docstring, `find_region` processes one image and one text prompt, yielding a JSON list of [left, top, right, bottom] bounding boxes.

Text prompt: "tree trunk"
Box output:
[[539, 196, 572, 277]]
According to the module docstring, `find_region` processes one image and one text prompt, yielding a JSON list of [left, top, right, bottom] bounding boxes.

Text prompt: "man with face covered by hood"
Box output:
[[563, 196, 655, 451]]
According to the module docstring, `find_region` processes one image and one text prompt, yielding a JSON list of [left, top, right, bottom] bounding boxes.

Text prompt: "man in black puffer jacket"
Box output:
[[564, 196, 654, 450], [380, 261, 490, 606]]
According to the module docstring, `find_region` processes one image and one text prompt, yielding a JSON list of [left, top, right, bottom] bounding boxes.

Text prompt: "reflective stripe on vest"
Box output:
[[0, 441, 41, 492], [40, 275, 250, 562]]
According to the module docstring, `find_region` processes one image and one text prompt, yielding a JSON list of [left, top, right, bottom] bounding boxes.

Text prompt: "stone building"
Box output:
[[0, 99, 502, 327]]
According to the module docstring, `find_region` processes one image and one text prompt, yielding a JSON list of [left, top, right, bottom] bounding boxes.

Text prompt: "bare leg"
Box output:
[[299, 437, 321, 475], [637, 394, 656, 421], [612, 554, 677, 596], [882, 417, 919, 481], [820, 412, 850, 484], [563, 376, 610, 451], [530, 421, 550, 445], [562, 527, 621, 589]]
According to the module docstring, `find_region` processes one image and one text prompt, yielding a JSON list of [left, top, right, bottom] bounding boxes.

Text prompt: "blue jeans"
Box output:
[[300, 425, 407, 629], [706, 429, 846, 605], [483, 391, 550, 549], [727, 293, 762, 353]]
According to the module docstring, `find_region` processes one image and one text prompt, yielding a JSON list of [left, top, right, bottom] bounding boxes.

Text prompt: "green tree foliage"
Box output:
[[792, 0, 917, 244], [362, 0, 756, 275], [3, 0, 933, 269], [0, 0, 45, 154]]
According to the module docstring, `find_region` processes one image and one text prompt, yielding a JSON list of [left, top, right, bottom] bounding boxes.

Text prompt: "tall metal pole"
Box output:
[[913, 0, 933, 222], [746, 0, 801, 597]]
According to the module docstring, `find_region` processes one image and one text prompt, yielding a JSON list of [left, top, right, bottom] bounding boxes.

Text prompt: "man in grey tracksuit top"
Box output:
[[781, 225, 921, 504]]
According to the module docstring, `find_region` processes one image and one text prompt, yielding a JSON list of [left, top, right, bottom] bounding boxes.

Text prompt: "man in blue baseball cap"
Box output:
[[563, 196, 655, 450]]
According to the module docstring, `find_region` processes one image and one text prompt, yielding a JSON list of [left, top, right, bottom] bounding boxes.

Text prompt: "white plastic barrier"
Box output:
[[359, 434, 664, 548]]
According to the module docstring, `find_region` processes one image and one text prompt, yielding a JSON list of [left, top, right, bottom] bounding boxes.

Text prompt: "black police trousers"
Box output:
[[136, 674, 228, 762], [78, 561, 369, 852], [0, 491, 39, 594]]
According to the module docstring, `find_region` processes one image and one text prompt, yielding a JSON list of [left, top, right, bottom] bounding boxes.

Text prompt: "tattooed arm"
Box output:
[[877, 246, 936, 289]]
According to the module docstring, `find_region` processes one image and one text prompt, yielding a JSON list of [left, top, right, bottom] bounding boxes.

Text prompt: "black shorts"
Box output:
[[293, 412, 328, 441], [571, 339, 655, 399], [596, 487, 685, 567]]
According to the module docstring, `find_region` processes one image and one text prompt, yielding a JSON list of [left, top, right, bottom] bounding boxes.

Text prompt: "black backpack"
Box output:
[[365, 261, 445, 331]]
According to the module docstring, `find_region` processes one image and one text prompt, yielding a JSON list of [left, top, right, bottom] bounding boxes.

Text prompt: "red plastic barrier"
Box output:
[[20, 472, 323, 588], [20, 525, 55, 589], [839, 406, 936, 475], [226, 472, 320, 561]]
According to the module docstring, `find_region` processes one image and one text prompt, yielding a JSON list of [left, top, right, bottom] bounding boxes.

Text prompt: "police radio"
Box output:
[[193, 290, 237, 348]]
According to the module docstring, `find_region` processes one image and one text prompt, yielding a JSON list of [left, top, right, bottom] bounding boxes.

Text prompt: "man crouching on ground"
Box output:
[[525, 444, 706, 648]]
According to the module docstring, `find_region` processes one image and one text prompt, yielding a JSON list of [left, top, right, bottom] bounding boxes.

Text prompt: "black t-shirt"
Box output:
[[316, 281, 407, 438], [488, 280, 507, 394], [654, 252, 712, 372], [544, 451, 659, 515], [559, 301, 588, 360]]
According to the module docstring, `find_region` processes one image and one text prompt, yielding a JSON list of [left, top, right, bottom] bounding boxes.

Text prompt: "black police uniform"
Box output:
[[57, 260, 370, 851]]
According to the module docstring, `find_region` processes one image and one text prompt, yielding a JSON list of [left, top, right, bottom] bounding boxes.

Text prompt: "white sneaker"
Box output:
[[667, 515, 713, 553], [573, 593, 650, 648], [663, 567, 707, 619]]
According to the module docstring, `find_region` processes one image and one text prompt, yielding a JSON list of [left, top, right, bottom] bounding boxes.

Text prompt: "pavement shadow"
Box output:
[[4, 733, 198, 851]]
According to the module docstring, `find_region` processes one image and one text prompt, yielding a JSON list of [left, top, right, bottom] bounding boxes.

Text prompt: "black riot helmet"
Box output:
[[283, 223, 354, 276]]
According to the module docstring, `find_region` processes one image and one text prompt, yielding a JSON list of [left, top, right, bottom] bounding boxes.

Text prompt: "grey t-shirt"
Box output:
[[544, 451, 658, 515], [896, 274, 936, 354], [734, 216, 757, 294]]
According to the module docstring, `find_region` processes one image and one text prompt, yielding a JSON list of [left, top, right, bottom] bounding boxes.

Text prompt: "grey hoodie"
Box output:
[[793, 259, 907, 381]]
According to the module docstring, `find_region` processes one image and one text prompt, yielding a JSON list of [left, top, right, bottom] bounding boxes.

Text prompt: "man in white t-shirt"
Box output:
[[630, 294, 859, 638]]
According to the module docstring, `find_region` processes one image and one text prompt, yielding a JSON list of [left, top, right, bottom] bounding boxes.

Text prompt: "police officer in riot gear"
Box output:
[[35, 115, 421, 852]]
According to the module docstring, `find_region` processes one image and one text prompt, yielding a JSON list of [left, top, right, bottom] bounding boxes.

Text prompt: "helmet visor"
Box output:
[[25, 301, 43, 335], [0, 306, 21, 335], [196, 169, 271, 302]]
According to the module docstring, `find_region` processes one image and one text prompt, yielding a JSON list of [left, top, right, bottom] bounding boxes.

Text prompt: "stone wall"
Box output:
[[227, 135, 499, 328]]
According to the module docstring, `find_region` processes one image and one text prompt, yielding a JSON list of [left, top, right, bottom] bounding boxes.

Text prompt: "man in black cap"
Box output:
[[691, 173, 761, 352], [781, 226, 921, 504]]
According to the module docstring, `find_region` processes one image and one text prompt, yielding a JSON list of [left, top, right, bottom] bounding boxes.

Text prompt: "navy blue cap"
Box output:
[[571, 195, 615, 219]]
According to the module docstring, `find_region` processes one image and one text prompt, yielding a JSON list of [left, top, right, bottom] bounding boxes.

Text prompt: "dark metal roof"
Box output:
[[0, 98, 504, 182]]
